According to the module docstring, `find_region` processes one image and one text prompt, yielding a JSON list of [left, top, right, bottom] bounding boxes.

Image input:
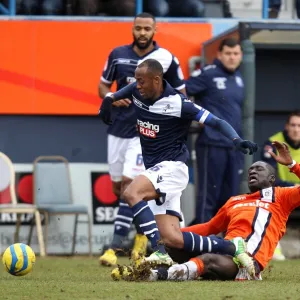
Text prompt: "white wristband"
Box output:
[[105, 92, 113, 98], [288, 160, 296, 169]]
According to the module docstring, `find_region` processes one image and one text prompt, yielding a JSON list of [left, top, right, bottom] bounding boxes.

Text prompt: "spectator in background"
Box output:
[[144, 0, 205, 17], [74, 0, 135, 16], [105, 0, 135, 16], [222, 0, 233, 18], [144, 0, 232, 18], [1, 0, 22, 13], [261, 110, 300, 261], [185, 38, 244, 225], [262, 110, 300, 187], [269, 0, 300, 18], [168, 0, 205, 17], [22, 0, 64, 14], [268, 0, 281, 18], [143, 0, 169, 16]]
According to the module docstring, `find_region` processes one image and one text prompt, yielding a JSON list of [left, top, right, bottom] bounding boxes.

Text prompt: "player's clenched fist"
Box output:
[[233, 138, 258, 155], [112, 99, 131, 107], [99, 95, 114, 125]]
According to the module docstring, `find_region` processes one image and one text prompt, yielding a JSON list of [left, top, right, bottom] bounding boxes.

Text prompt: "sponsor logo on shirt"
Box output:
[[137, 119, 160, 138], [118, 59, 131, 64], [232, 196, 247, 201], [233, 200, 270, 210], [133, 98, 143, 108], [133, 96, 149, 110]]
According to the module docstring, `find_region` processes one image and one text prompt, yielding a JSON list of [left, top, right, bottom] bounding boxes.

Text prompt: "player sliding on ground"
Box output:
[[99, 59, 258, 272], [113, 141, 300, 281]]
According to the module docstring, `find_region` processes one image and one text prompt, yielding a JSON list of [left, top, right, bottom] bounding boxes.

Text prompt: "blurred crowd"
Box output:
[[0, 0, 233, 17], [1, 0, 300, 19], [269, 0, 300, 18]]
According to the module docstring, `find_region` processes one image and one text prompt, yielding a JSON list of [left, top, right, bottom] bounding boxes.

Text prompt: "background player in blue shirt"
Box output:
[[99, 59, 257, 267], [186, 38, 245, 225], [98, 12, 186, 266]]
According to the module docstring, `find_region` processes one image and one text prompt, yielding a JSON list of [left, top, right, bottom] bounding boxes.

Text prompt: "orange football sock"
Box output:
[[190, 257, 204, 276]]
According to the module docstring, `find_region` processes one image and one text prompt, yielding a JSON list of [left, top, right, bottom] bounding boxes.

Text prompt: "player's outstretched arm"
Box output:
[[204, 115, 258, 155], [181, 100, 258, 155], [98, 83, 135, 125]]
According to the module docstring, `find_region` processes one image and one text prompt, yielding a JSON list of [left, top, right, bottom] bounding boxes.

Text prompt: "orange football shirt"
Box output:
[[182, 163, 300, 270]]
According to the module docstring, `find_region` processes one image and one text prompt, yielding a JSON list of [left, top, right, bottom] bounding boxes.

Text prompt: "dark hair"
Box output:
[[218, 38, 240, 52], [137, 59, 163, 77], [265, 163, 276, 179], [287, 110, 300, 123], [134, 12, 156, 23]]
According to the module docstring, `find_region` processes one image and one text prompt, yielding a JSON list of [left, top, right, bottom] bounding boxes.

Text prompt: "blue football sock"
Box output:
[[111, 199, 133, 249], [182, 232, 235, 256], [132, 201, 166, 254], [135, 223, 144, 235]]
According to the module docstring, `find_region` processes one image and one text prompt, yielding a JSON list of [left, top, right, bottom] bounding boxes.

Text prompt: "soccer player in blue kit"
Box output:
[[98, 12, 186, 266], [99, 59, 258, 267]]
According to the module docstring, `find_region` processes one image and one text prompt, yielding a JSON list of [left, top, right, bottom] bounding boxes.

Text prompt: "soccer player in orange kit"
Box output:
[[135, 141, 300, 281]]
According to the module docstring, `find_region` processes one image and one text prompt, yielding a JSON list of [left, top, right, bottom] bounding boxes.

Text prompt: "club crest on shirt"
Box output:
[[235, 76, 244, 87], [162, 104, 174, 113], [213, 77, 227, 90]]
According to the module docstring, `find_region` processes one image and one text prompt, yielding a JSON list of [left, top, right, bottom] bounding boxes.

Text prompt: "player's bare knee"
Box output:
[[122, 186, 139, 207], [122, 188, 132, 205]]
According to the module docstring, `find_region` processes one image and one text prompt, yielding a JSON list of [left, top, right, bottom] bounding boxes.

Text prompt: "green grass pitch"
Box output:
[[1, 257, 300, 300]]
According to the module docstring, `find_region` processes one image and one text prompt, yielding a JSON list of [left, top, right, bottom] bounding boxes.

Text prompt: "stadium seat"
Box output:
[[28, 156, 92, 256], [0, 152, 46, 257]]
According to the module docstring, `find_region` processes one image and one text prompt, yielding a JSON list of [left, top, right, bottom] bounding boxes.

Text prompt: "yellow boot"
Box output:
[[111, 265, 134, 281], [99, 249, 118, 266], [272, 243, 286, 261], [131, 234, 148, 262]]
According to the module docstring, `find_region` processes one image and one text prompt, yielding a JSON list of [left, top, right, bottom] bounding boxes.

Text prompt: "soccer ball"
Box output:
[[2, 243, 36, 276]]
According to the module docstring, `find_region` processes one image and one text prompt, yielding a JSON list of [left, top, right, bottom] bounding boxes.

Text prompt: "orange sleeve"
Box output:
[[280, 163, 300, 211], [181, 205, 228, 236], [290, 162, 300, 178]]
